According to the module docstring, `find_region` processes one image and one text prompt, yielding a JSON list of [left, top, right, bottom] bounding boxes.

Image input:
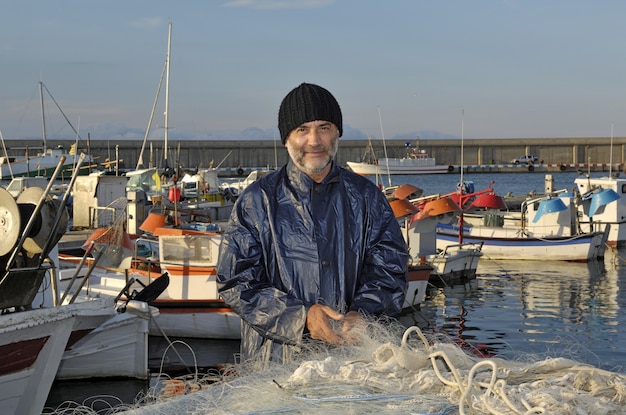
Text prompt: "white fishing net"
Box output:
[[44, 318, 626, 415]]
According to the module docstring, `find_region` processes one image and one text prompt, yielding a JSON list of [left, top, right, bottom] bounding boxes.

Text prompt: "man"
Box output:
[[216, 83, 408, 364]]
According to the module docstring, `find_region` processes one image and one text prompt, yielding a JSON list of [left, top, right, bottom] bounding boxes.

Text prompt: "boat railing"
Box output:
[[438, 241, 484, 256], [132, 236, 160, 279]]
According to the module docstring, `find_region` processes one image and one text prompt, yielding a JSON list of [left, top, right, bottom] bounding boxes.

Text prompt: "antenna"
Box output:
[[460, 109, 465, 187], [609, 123, 614, 177]]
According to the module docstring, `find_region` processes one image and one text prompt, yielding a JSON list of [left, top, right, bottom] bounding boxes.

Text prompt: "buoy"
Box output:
[[168, 187, 181, 202], [448, 165, 454, 172]]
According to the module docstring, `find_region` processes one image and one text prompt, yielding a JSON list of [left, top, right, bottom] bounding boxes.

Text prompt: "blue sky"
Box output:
[[2, 0, 626, 143]]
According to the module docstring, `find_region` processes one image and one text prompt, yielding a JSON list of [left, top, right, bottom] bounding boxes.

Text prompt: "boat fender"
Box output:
[[528, 164, 535, 172], [237, 167, 244, 176], [448, 165, 454, 172], [559, 164, 566, 171]]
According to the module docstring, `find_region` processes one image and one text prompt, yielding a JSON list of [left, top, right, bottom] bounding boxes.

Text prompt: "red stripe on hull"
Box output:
[[0, 337, 49, 375]]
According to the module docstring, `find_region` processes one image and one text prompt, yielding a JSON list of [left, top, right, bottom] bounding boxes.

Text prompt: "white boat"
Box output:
[[5, 176, 58, 198], [0, 146, 89, 180], [219, 168, 274, 196], [436, 190, 610, 262], [574, 174, 626, 247], [408, 195, 483, 284], [388, 185, 482, 310], [0, 81, 94, 180], [5, 159, 154, 382], [58, 221, 241, 340], [346, 139, 450, 176], [0, 300, 88, 415], [58, 167, 238, 341], [55, 299, 153, 380], [389, 185, 482, 296], [0, 160, 150, 414]]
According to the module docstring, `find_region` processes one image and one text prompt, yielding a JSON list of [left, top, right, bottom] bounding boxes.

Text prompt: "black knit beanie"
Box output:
[[278, 83, 343, 144]]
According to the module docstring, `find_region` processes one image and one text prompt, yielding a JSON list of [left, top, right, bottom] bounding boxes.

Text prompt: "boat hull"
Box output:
[[403, 265, 431, 311], [56, 300, 151, 380], [0, 150, 92, 180], [0, 303, 90, 415], [428, 243, 483, 284], [436, 226, 607, 262], [574, 176, 626, 247], [147, 304, 240, 339], [57, 255, 242, 340], [347, 161, 450, 175]]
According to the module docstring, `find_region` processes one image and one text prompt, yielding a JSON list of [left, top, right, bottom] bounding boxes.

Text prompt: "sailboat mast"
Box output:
[[39, 81, 47, 152], [164, 20, 172, 165]]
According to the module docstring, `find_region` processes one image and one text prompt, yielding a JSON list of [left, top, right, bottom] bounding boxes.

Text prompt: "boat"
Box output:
[[409, 195, 483, 285], [124, 21, 234, 222], [58, 219, 241, 340], [0, 299, 94, 415], [4, 176, 64, 198], [219, 168, 274, 197], [574, 173, 626, 247], [57, 157, 238, 341], [0, 157, 151, 414], [436, 185, 610, 262], [388, 184, 483, 296], [0, 145, 89, 180], [12, 158, 158, 381], [346, 138, 450, 176], [0, 82, 94, 180]]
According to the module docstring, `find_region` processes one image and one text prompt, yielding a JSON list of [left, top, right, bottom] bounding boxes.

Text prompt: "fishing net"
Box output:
[[82, 197, 134, 269], [44, 318, 626, 415]]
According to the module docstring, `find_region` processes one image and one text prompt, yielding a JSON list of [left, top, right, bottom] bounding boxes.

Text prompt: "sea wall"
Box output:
[[3, 136, 625, 173]]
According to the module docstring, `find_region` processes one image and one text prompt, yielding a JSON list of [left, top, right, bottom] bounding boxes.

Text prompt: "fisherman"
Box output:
[[216, 82, 408, 363]]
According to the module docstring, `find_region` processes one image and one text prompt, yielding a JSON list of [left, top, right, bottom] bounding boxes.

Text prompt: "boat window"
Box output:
[[159, 235, 220, 266]]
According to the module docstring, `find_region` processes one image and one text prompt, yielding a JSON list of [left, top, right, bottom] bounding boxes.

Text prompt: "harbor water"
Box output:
[[393, 171, 626, 373], [45, 171, 626, 411]]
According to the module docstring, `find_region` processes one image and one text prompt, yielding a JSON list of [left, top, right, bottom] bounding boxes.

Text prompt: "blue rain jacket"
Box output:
[[216, 161, 408, 363]]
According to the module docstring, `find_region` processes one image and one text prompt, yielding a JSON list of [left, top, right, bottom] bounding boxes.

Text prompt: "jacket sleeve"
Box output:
[[216, 193, 307, 346], [350, 187, 409, 317]]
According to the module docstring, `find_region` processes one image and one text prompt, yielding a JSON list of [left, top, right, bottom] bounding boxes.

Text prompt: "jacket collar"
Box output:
[[286, 160, 340, 193]]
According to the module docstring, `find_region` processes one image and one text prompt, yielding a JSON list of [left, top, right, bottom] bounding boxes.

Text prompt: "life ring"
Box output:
[[559, 164, 566, 171], [237, 167, 244, 176], [448, 165, 454, 172], [528, 164, 535, 172]]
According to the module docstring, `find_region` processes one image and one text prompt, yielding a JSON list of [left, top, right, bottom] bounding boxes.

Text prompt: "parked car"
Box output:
[[511, 155, 539, 164]]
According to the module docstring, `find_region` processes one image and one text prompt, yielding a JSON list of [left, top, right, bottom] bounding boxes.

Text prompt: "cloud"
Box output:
[[223, 0, 335, 10], [128, 17, 164, 30]]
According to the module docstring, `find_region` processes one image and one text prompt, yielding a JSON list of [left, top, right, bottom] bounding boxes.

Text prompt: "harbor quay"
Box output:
[[4, 136, 625, 176]]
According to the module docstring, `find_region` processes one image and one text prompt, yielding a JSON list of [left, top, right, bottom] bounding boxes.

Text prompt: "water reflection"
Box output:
[[403, 250, 626, 373]]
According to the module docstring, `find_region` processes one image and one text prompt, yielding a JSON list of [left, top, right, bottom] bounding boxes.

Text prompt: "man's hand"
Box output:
[[306, 305, 364, 345]]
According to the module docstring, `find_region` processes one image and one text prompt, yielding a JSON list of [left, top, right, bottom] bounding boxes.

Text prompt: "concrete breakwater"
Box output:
[[3, 136, 624, 175]]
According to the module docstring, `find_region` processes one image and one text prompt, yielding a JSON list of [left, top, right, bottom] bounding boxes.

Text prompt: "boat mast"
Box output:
[[39, 81, 47, 152], [163, 19, 172, 168], [458, 109, 464, 243], [377, 107, 391, 188], [136, 60, 166, 170]]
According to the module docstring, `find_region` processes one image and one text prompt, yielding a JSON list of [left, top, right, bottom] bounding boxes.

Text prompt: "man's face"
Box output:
[[285, 120, 339, 182]]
